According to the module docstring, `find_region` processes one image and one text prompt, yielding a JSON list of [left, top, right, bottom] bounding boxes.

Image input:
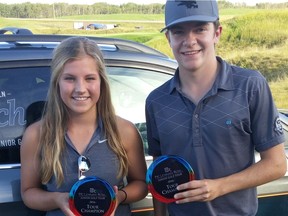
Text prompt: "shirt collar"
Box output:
[[168, 68, 180, 94], [214, 56, 235, 91], [168, 56, 235, 94]]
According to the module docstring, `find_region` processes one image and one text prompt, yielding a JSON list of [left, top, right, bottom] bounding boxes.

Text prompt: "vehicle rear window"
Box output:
[[108, 67, 171, 155], [0, 66, 50, 164]]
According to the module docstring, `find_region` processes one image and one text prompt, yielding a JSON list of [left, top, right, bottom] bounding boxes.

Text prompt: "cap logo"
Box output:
[[176, 0, 198, 9]]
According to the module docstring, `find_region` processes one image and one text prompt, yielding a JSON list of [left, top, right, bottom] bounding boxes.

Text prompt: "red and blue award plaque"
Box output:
[[146, 155, 194, 203], [69, 156, 116, 216]]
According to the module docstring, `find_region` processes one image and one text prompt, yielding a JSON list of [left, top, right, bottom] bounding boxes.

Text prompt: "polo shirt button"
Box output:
[[195, 114, 199, 118]]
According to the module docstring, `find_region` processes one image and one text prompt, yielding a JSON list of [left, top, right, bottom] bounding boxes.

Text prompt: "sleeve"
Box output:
[[249, 74, 285, 152]]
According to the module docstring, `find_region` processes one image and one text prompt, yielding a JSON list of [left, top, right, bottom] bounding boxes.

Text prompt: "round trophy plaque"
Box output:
[[146, 155, 194, 203], [69, 176, 116, 216]]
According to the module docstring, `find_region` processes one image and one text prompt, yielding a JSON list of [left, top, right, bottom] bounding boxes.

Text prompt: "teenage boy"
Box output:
[[145, 0, 286, 215]]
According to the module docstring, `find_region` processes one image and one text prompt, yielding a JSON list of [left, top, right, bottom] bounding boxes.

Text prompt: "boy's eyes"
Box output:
[[196, 27, 207, 32], [172, 30, 183, 34], [171, 27, 207, 35], [170, 29, 184, 34]]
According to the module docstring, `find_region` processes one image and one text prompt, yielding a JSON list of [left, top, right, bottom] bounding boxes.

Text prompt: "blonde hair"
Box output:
[[40, 37, 128, 187]]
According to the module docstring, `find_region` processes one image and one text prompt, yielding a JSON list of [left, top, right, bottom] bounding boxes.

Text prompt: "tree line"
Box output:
[[0, 1, 287, 19]]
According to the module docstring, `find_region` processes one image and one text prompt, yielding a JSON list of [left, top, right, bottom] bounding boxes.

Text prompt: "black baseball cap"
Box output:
[[161, 0, 219, 32]]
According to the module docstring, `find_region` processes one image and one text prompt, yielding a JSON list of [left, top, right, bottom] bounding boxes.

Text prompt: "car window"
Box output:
[[0, 66, 50, 164], [108, 67, 172, 155], [0, 65, 172, 164]]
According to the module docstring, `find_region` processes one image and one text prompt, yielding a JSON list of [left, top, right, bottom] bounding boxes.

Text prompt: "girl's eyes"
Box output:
[[64, 76, 74, 81], [63, 76, 97, 81], [86, 77, 96, 80]]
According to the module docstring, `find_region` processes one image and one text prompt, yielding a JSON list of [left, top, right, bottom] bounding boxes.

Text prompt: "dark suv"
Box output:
[[0, 28, 287, 216]]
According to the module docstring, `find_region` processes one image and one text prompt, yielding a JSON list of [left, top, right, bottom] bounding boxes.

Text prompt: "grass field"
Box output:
[[1, 8, 287, 108]]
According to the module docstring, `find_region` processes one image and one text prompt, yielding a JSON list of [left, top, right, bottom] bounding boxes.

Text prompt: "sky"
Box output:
[[0, 0, 287, 6]]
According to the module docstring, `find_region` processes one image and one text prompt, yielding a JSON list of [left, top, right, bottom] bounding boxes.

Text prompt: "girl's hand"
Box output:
[[55, 192, 75, 216], [110, 185, 128, 215], [109, 186, 120, 216]]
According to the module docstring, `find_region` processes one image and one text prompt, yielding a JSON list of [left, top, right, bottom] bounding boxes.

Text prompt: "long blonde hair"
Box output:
[[40, 37, 128, 187]]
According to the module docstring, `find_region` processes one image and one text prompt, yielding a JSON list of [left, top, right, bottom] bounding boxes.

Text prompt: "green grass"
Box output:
[[220, 10, 288, 48], [1, 9, 288, 108], [219, 8, 265, 16], [60, 13, 164, 21], [216, 9, 288, 108]]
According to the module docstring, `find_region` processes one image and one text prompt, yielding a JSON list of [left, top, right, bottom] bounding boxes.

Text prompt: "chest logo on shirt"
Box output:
[[98, 139, 107, 144], [274, 117, 283, 134], [225, 119, 232, 126]]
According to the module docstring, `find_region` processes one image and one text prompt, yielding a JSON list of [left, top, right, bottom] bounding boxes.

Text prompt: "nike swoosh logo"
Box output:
[[98, 139, 107, 143]]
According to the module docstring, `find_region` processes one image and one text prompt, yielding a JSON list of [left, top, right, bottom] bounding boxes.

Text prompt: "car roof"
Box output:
[[0, 33, 178, 72]]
